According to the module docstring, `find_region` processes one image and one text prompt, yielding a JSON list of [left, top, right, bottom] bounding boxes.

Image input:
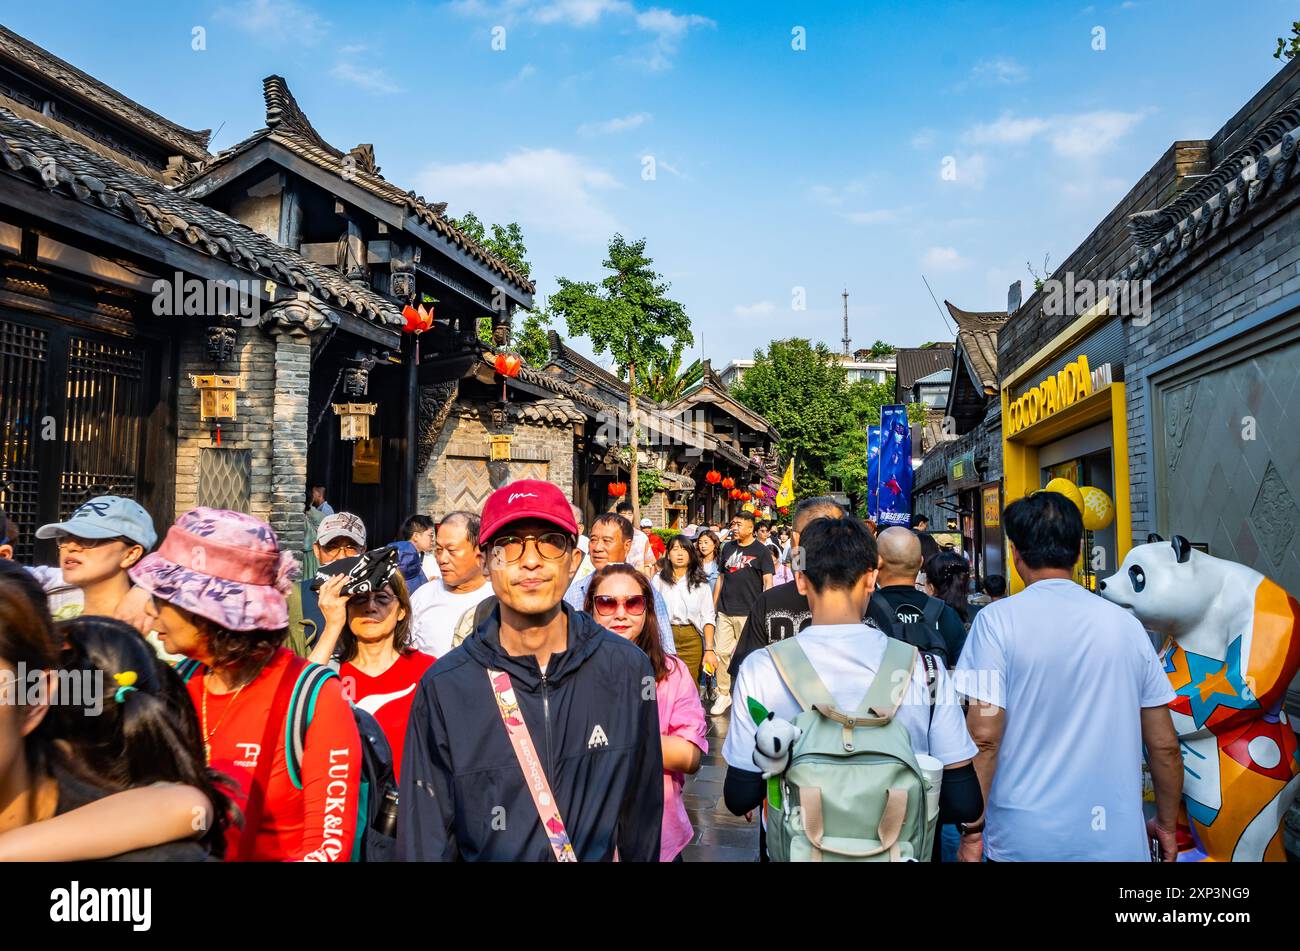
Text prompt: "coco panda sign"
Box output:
[[1006, 354, 1114, 437]]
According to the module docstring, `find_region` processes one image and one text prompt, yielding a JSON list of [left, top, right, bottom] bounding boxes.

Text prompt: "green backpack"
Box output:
[[764, 637, 937, 862]]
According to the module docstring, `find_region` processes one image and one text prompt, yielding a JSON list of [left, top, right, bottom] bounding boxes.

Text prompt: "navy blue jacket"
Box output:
[[397, 603, 663, 861]]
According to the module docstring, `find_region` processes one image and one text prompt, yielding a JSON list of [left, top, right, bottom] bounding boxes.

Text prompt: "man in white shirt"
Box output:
[[565, 512, 675, 655], [408, 511, 494, 658], [616, 501, 655, 570], [722, 515, 982, 860], [955, 491, 1184, 862]]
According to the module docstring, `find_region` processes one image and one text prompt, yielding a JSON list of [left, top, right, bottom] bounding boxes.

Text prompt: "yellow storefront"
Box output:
[[1000, 302, 1131, 593]]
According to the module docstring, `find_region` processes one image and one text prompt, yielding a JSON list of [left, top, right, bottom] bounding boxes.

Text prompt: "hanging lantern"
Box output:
[[779, 506, 790, 516], [493, 352, 523, 378], [401, 304, 422, 333], [190, 373, 241, 447], [333, 402, 378, 441], [729, 488, 741, 500], [705, 469, 721, 485], [608, 481, 627, 498], [417, 302, 435, 332], [721, 477, 735, 489]]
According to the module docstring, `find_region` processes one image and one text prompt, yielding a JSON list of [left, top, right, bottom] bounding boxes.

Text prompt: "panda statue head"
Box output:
[[1099, 534, 1216, 637]]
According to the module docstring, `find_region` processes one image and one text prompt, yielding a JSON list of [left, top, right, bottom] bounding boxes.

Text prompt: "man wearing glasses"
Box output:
[[33, 495, 157, 620], [564, 513, 676, 656], [301, 512, 368, 649], [399, 479, 663, 862]]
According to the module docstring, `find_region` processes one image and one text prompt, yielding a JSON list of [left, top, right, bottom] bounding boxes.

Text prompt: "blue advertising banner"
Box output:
[[876, 405, 912, 527], [866, 425, 881, 521]]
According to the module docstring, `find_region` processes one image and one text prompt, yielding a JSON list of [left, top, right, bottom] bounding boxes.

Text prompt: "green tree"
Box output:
[[550, 235, 693, 525], [866, 340, 895, 358], [450, 212, 532, 279], [638, 347, 702, 404], [513, 309, 552, 367], [731, 339, 851, 504], [1275, 21, 1300, 60]]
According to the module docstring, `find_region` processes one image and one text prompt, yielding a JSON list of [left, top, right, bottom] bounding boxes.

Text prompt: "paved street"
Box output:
[[681, 710, 760, 862]]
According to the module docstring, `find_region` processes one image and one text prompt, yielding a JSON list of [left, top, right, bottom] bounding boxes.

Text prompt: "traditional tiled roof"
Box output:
[[177, 76, 534, 294], [894, 345, 955, 392], [0, 107, 402, 327], [1125, 83, 1300, 279], [0, 25, 211, 161], [943, 301, 1006, 393]]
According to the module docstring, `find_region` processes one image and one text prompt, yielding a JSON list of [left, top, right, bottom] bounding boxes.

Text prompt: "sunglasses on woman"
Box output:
[[592, 594, 647, 617]]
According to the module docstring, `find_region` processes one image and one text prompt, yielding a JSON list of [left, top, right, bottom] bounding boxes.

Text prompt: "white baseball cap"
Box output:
[[639, 517, 653, 528], [317, 512, 367, 548], [36, 495, 157, 549]]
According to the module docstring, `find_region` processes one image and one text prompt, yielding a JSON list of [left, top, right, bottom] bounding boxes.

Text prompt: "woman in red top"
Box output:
[[310, 570, 433, 782], [129, 508, 362, 862]]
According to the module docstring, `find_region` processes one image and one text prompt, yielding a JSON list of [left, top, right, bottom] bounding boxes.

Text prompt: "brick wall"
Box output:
[[417, 401, 577, 517], [174, 322, 311, 551]]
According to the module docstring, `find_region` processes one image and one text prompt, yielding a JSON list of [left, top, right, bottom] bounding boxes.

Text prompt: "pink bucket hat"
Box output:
[[129, 507, 300, 632]]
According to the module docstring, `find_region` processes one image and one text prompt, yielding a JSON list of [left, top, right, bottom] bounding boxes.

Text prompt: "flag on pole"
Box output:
[[775, 458, 795, 507]]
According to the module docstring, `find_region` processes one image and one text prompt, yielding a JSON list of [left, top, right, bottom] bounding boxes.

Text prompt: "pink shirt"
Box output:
[[656, 655, 708, 861]]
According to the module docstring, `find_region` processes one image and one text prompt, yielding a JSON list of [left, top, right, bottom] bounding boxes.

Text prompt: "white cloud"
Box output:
[[921, 246, 969, 272], [911, 128, 936, 150], [967, 113, 1050, 146], [533, 0, 632, 26], [331, 60, 403, 94], [840, 209, 899, 225], [734, 301, 775, 317], [970, 57, 1028, 85], [504, 63, 538, 88], [215, 0, 328, 45], [415, 148, 622, 242], [965, 110, 1146, 160], [579, 112, 652, 135]]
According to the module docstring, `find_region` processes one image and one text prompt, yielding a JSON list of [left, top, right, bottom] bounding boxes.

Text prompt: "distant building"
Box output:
[[718, 351, 895, 389]]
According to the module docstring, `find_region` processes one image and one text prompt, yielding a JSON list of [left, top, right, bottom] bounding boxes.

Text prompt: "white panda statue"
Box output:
[[1100, 534, 1300, 861]]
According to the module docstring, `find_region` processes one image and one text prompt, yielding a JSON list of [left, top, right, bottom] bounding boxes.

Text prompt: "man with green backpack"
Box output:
[[722, 516, 984, 861]]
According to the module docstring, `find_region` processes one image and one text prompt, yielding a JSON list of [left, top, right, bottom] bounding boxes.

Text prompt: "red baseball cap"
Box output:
[[479, 479, 578, 542]]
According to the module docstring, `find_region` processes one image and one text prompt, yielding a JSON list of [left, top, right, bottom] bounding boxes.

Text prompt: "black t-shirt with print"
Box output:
[[727, 580, 812, 680], [866, 584, 969, 665], [716, 540, 775, 617]]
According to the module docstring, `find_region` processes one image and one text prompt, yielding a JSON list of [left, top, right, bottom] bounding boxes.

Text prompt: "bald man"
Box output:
[[866, 527, 967, 665], [727, 496, 850, 680]]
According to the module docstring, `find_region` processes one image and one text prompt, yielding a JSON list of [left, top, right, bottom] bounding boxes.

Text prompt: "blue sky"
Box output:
[[5, 0, 1293, 367]]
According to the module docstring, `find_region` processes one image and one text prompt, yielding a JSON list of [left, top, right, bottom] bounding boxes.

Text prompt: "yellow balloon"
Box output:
[[1079, 485, 1115, 531], [1042, 477, 1085, 514]]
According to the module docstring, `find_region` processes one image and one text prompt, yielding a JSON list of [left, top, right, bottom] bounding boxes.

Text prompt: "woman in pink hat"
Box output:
[[129, 508, 363, 862]]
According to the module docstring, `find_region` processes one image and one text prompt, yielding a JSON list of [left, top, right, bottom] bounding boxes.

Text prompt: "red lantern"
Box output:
[[729, 488, 740, 499], [417, 302, 434, 332], [608, 481, 627, 498], [741, 491, 752, 501], [493, 352, 522, 378], [721, 477, 735, 489], [705, 470, 721, 485], [779, 506, 790, 515], [402, 304, 421, 332]]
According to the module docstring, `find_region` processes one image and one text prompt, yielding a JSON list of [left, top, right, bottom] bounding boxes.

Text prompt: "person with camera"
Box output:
[[310, 563, 433, 783], [129, 508, 362, 862], [399, 479, 664, 862]]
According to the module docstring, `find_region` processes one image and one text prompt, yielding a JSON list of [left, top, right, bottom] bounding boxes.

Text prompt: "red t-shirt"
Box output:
[[184, 648, 362, 862], [338, 650, 436, 783]]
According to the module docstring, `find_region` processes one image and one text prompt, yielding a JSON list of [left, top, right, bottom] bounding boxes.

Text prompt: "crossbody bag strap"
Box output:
[[486, 668, 577, 863], [855, 637, 918, 720]]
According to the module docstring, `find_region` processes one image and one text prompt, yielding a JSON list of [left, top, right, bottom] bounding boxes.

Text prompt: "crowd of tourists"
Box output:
[[0, 482, 1182, 862]]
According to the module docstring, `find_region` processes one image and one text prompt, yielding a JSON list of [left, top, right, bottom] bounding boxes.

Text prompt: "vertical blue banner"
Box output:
[[866, 425, 881, 521], [876, 405, 912, 527]]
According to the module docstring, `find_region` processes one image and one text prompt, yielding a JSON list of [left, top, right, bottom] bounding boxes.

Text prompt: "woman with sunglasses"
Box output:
[[128, 508, 362, 862], [586, 564, 706, 862], [651, 534, 716, 683], [310, 569, 433, 782]]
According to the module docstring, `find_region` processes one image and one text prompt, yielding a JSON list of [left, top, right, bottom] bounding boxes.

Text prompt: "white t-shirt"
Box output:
[[954, 578, 1176, 862], [408, 579, 495, 658], [629, 529, 651, 567], [723, 623, 977, 775], [421, 551, 441, 582]]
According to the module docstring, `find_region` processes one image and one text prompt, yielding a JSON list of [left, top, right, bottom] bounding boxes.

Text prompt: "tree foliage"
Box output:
[[1275, 21, 1300, 61], [550, 235, 694, 522], [450, 211, 532, 278], [733, 339, 903, 514], [638, 347, 703, 404]]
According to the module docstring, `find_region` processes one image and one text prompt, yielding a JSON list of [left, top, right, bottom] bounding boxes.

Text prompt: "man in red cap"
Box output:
[[398, 479, 663, 861]]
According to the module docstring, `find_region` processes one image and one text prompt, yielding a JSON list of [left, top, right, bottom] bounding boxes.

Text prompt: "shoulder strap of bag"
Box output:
[[921, 596, 946, 627], [920, 650, 939, 726], [485, 668, 577, 863], [285, 661, 339, 791], [767, 637, 836, 712], [175, 658, 204, 683], [855, 637, 918, 720], [237, 658, 298, 861]]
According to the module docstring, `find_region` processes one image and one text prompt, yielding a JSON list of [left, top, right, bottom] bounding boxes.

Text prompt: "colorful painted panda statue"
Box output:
[[1100, 535, 1300, 861]]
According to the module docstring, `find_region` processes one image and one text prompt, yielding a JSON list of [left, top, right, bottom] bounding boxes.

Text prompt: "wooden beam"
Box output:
[[178, 140, 275, 201]]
